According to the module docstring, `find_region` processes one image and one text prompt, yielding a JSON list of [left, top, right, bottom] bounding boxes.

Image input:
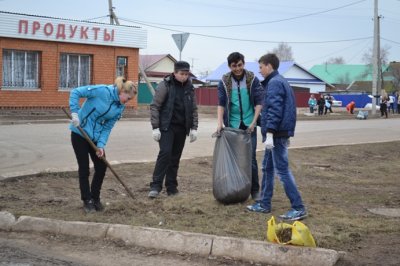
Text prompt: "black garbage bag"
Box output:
[[212, 127, 252, 204]]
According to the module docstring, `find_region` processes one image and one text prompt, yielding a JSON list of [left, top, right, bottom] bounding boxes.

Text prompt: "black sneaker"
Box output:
[[93, 199, 104, 212], [83, 200, 96, 213], [167, 189, 179, 196]]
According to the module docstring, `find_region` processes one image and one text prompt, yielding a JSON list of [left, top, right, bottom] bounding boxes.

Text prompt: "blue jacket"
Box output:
[[217, 69, 264, 127], [69, 84, 125, 148], [261, 70, 296, 138]]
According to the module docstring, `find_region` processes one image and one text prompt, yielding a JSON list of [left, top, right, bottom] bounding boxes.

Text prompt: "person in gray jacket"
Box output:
[[148, 61, 199, 198]]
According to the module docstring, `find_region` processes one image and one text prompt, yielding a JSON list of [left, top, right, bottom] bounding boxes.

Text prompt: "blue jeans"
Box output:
[[259, 137, 304, 210]]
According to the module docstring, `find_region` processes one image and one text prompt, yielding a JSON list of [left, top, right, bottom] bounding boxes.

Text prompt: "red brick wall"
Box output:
[[0, 37, 139, 108]]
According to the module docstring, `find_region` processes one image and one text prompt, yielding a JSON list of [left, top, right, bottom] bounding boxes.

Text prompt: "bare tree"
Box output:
[[388, 62, 400, 91], [271, 42, 294, 61], [361, 45, 391, 89], [326, 57, 345, 64], [362, 45, 390, 66]]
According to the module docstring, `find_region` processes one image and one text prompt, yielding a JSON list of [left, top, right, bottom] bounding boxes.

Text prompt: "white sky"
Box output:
[[2, 0, 400, 76]]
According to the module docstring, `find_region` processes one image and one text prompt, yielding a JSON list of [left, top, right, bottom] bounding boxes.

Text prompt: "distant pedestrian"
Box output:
[[324, 94, 333, 114], [388, 94, 395, 114], [380, 94, 388, 118], [389, 93, 397, 114], [69, 77, 137, 213], [247, 53, 307, 221], [308, 94, 317, 113], [317, 96, 325, 116], [346, 101, 355, 114], [148, 61, 199, 198]]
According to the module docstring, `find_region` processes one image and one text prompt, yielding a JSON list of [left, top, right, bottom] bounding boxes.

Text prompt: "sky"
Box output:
[[2, 0, 400, 76]]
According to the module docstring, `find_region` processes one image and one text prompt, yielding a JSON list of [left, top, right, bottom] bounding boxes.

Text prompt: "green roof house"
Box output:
[[309, 64, 392, 92]]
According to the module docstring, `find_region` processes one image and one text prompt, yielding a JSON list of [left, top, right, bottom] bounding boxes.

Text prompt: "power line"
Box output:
[[84, 15, 109, 21], [124, 0, 366, 28], [381, 37, 400, 46], [299, 39, 370, 65], [119, 17, 371, 44]]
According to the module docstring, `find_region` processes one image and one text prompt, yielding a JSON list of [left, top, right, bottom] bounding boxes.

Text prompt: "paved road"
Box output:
[[1, 117, 400, 179]]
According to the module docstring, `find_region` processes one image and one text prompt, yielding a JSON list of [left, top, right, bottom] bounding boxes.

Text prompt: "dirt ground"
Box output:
[[0, 231, 256, 266], [1, 141, 400, 265]]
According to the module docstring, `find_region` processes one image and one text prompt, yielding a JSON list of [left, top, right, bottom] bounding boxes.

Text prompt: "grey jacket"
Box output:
[[150, 74, 198, 135]]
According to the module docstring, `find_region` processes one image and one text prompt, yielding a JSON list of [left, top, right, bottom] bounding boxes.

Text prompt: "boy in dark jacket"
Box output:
[[246, 53, 307, 221], [148, 61, 199, 198]]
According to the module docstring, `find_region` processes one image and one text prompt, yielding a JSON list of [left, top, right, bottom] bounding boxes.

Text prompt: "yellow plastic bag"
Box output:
[[267, 216, 316, 247]]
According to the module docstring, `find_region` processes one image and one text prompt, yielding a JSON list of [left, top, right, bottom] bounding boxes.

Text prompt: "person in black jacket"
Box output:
[[148, 61, 199, 198], [317, 95, 325, 116]]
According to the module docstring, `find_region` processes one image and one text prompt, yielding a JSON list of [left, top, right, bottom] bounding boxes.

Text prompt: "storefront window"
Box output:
[[59, 53, 91, 89], [116, 56, 127, 78], [2, 49, 40, 89]]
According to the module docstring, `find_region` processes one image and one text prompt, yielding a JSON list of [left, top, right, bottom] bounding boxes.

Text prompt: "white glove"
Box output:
[[71, 113, 80, 127], [264, 132, 274, 150], [152, 128, 161, 142], [189, 129, 198, 143]]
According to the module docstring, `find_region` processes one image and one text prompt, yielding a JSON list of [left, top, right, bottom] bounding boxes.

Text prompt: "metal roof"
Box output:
[[0, 10, 141, 28], [205, 61, 328, 85], [139, 54, 176, 70], [309, 64, 391, 84]]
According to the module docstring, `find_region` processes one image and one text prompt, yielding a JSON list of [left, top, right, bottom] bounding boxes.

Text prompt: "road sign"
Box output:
[[172, 33, 190, 52]]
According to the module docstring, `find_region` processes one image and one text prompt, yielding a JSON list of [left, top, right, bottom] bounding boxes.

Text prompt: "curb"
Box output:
[[0, 211, 341, 265]]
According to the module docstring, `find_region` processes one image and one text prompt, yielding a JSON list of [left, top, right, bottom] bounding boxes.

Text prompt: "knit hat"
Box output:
[[174, 61, 190, 72]]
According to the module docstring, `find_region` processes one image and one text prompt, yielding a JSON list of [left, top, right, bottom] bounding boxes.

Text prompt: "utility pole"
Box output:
[[108, 0, 120, 25], [107, 0, 155, 95], [371, 0, 381, 115], [189, 57, 197, 71]]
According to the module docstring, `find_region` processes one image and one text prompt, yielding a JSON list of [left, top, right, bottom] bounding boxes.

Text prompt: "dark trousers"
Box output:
[[324, 106, 332, 114], [71, 132, 107, 201], [318, 107, 324, 115], [250, 129, 260, 193], [380, 104, 388, 118], [150, 124, 186, 193], [239, 123, 260, 194]]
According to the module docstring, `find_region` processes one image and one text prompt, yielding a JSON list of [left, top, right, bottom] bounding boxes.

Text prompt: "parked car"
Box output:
[[331, 99, 342, 107]]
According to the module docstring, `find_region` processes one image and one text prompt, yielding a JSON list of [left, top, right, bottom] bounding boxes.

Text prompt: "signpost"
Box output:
[[172, 33, 190, 61]]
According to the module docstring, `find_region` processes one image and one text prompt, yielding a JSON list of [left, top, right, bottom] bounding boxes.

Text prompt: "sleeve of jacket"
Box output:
[[217, 80, 227, 107], [96, 111, 122, 149], [265, 79, 285, 134], [191, 90, 199, 130], [69, 85, 97, 113], [252, 77, 264, 106], [150, 82, 168, 129]]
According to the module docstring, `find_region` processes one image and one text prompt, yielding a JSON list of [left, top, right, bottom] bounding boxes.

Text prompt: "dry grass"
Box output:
[[1, 142, 400, 265]]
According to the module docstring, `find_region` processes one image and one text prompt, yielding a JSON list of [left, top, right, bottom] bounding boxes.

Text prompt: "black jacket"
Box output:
[[150, 74, 198, 135]]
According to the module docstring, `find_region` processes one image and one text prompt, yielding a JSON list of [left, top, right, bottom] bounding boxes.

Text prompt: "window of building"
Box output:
[[116, 56, 128, 78], [2, 49, 40, 89], [59, 54, 91, 89]]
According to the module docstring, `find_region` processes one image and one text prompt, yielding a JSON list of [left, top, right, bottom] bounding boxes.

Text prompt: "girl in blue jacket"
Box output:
[[69, 77, 136, 213]]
